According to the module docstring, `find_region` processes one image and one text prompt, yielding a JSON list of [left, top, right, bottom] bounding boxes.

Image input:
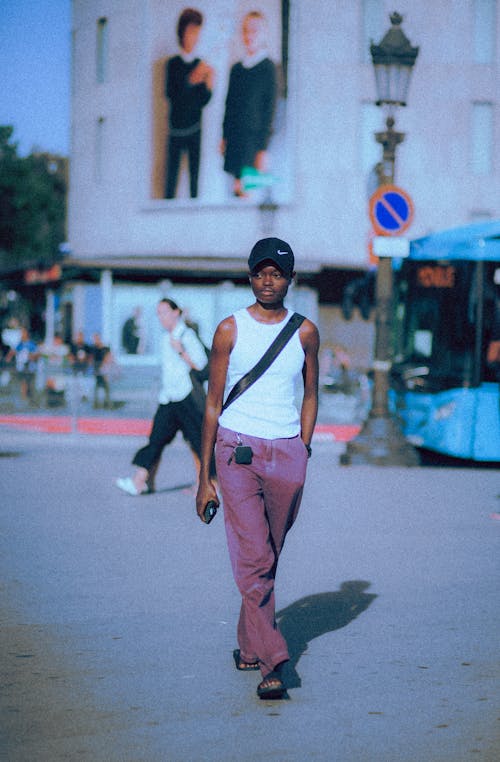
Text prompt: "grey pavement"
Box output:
[[0, 363, 370, 426], [0, 365, 161, 420], [0, 430, 499, 761]]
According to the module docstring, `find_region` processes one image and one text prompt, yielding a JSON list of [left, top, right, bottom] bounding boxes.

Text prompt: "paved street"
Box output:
[[0, 428, 498, 761], [0, 364, 365, 441]]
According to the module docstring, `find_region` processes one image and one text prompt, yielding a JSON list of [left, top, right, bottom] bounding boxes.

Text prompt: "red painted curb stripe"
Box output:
[[0, 415, 361, 441]]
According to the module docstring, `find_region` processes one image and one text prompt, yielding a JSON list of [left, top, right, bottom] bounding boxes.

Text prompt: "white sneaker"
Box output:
[[115, 477, 145, 496]]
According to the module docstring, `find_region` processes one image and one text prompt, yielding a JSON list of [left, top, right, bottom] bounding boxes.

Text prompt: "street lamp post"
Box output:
[[342, 12, 420, 466], [258, 188, 279, 235]]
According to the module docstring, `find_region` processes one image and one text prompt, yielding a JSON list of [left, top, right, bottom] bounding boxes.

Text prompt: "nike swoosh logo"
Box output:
[[277, 250, 288, 255]]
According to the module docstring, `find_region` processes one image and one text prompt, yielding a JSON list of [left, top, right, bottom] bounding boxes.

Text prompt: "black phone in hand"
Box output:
[[203, 500, 218, 524]]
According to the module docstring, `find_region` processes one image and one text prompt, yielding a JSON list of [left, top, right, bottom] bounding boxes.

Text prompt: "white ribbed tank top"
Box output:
[[218, 308, 305, 439]]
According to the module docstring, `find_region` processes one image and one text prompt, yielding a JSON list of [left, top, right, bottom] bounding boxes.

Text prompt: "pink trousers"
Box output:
[[216, 426, 308, 677]]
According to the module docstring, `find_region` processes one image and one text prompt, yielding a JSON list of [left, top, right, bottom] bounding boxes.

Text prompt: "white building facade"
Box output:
[[66, 0, 499, 364]]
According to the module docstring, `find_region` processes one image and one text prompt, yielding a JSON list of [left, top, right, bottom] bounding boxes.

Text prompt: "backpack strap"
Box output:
[[222, 312, 305, 412]]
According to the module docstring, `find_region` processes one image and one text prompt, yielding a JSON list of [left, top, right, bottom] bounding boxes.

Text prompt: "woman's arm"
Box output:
[[195, 316, 235, 520], [299, 319, 320, 451], [171, 327, 207, 371]]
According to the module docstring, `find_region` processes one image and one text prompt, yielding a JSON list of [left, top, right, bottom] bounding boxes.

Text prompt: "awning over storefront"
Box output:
[[62, 253, 324, 280]]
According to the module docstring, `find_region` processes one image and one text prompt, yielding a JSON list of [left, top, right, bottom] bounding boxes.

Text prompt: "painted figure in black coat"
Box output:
[[165, 8, 214, 199], [221, 11, 277, 197]]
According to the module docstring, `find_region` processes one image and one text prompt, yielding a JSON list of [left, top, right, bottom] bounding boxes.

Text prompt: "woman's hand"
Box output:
[[170, 337, 183, 354], [196, 480, 220, 523]]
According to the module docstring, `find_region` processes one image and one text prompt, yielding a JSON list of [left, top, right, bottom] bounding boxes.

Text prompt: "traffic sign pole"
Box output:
[[343, 184, 418, 466]]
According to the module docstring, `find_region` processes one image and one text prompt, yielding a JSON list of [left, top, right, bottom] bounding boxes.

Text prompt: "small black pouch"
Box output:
[[234, 445, 253, 464]]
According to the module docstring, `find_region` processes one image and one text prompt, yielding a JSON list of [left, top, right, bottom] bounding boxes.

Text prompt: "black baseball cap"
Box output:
[[248, 237, 295, 278]]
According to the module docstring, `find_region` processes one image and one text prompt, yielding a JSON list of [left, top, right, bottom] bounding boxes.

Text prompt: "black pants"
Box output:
[[94, 374, 110, 407], [132, 391, 215, 476], [165, 130, 201, 199]]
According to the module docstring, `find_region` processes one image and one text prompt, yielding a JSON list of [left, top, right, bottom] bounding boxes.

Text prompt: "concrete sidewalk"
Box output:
[[0, 363, 365, 442], [0, 431, 498, 761]]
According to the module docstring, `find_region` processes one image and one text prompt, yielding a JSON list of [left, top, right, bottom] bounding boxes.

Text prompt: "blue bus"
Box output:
[[391, 220, 500, 462]]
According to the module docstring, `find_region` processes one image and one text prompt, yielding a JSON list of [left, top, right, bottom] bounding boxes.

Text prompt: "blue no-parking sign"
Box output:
[[369, 185, 414, 236]]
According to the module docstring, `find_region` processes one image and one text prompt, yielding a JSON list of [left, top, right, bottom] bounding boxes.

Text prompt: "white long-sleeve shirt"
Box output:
[[158, 319, 207, 404]]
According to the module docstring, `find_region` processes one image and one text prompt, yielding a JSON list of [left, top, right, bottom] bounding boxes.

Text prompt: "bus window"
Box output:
[[393, 261, 477, 391], [484, 268, 500, 383]]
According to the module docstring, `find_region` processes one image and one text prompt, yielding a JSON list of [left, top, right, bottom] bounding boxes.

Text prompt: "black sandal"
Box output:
[[233, 649, 260, 671], [257, 671, 286, 700]]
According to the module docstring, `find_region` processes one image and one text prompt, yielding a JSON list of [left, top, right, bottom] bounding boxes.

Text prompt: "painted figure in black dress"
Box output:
[[221, 11, 277, 197]]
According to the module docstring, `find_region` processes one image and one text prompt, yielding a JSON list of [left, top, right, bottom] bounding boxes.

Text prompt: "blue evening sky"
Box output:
[[0, 0, 71, 156]]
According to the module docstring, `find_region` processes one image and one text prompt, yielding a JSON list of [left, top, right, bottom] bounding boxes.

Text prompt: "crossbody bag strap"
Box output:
[[222, 312, 305, 412]]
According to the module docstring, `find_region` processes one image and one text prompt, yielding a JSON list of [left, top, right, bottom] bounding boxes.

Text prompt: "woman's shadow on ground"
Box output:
[[276, 580, 377, 689]]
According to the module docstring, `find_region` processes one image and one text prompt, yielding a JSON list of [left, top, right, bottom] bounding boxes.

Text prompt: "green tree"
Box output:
[[0, 125, 67, 272]]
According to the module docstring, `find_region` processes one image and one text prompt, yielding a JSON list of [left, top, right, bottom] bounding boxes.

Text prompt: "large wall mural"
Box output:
[[151, 0, 291, 205]]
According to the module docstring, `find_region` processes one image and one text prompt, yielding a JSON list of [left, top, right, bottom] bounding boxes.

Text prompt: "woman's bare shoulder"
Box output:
[[213, 315, 237, 349], [299, 317, 320, 349]]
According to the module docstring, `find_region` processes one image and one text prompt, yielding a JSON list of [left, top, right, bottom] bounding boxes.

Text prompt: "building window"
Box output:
[[361, 0, 384, 63], [469, 210, 493, 221], [473, 0, 496, 63], [471, 102, 494, 175], [96, 17, 108, 83], [95, 117, 105, 182]]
